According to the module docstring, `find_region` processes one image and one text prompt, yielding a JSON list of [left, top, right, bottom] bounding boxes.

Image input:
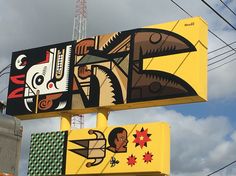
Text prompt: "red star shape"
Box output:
[[127, 154, 137, 167], [133, 127, 152, 149], [143, 151, 153, 163]]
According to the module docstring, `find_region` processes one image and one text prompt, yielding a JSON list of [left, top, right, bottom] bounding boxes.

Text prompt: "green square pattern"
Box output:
[[28, 131, 67, 176]]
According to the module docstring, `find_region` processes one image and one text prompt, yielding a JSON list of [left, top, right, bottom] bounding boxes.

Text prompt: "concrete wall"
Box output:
[[0, 115, 22, 175]]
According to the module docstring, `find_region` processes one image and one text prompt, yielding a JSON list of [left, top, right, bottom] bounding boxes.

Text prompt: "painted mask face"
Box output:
[[24, 45, 72, 97], [115, 130, 128, 151]]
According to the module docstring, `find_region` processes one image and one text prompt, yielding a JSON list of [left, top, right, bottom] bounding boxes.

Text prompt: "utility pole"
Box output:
[[71, 0, 87, 128]]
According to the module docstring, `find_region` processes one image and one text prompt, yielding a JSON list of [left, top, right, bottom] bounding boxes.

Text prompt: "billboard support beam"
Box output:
[[96, 109, 108, 128], [60, 114, 71, 131]]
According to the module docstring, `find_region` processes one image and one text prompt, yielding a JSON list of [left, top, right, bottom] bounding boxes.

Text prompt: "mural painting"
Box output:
[[26, 122, 170, 175], [7, 42, 74, 116], [72, 28, 197, 109], [65, 122, 170, 175], [11, 17, 208, 176], [6, 17, 207, 118], [69, 129, 107, 167]]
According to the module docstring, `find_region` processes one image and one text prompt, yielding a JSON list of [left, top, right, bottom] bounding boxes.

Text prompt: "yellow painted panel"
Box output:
[[9, 17, 208, 119], [143, 17, 208, 100], [65, 122, 170, 175]]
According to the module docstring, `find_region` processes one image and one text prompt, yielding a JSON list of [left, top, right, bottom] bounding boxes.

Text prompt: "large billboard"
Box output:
[[7, 17, 208, 119], [7, 42, 74, 116], [28, 122, 170, 175]]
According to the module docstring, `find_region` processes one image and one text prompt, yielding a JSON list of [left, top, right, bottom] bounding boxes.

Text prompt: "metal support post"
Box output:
[[96, 109, 109, 129], [60, 113, 71, 131]]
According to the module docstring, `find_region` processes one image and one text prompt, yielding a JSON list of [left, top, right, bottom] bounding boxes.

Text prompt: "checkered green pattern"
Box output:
[[28, 131, 67, 176]]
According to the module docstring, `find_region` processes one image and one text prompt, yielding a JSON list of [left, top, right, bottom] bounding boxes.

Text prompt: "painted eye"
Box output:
[[31, 72, 44, 89], [35, 75, 44, 86]]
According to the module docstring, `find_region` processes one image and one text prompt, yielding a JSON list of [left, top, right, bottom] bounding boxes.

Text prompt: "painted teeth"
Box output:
[[56, 53, 63, 76]]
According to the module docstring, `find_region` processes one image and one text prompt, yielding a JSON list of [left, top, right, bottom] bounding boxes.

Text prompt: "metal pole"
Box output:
[[60, 113, 71, 131], [96, 109, 108, 129]]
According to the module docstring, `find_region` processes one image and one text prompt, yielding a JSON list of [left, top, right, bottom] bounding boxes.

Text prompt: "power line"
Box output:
[[209, 47, 236, 61], [0, 86, 8, 95], [208, 29, 236, 52], [206, 160, 236, 176], [200, 0, 236, 30], [170, 0, 192, 17], [0, 72, 10, 78], [100, 0, 236, 92], [170, 0, 236, 52], [219, 0, 236, 17], [208, 41, 236, 54], [208, 51, 236, 66], [0, 64, 11, 97], [170, 0, 236, 72], [0, 64, 11, 75], [208, 56, 236, 72]]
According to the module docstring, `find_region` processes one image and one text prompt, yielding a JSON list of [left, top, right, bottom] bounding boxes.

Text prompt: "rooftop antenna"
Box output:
[[71, 0, 87, 128]]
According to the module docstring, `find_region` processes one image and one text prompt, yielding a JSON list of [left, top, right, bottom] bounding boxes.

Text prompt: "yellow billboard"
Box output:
[[66, 122, 170, 175], [71, 16, 208, 115], [7, 17, 207, 119]]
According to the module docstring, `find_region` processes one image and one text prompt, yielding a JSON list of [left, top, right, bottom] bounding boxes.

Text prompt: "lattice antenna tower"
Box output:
[[71, 114, 84, 129], [72, 0, 87, 128], [72, 0, 87, 40]]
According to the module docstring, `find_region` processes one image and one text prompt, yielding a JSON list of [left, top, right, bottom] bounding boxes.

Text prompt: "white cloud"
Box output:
[[108, 107, 236, 175], [1, 0, 236, 102], [208, 59, 236, 100], [0, 0, 235, 175], [19, 107, 236, 176]]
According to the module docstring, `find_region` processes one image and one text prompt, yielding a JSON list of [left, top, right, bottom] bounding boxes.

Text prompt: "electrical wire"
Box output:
[[206, 160, 236, 176], [170, 0, 236, 53], [170, 0, 236, 73], [0, 64, 11, 75], [219, 0, 236, 17], [0, 65, 11, 96], [208, 47, 236, 61], [0, 86, 8, 95], [2, 1, 236, 95], [208, 51, 236, 66], [0, 72, 10, 78], [208, 56, 236, 72], [201, 0, 236, 30], [208, 41, 236, 54], [208, 28, 236, 52], [170, 0, 192, 17]]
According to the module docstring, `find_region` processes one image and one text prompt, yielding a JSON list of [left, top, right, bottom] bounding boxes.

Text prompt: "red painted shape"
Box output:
[[8, 87, 24, 99], [38, 51, 50, 64], [10, 75, 25, 85], [72, 78, 79, 91], [49, 83, 53, 89], [133, 128, 152, 149], [143, 151, 153, 163], [127, 154, 137, 167]]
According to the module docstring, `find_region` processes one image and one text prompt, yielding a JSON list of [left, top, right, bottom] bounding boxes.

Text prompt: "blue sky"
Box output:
[[167, 100, 236, 127], [0, 0, 236, 176]]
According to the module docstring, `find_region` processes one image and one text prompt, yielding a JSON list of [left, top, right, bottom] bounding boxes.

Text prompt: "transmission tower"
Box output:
[[72, 0, 87, 40], [72, 0, 87, 128], [71, 114, 84, 129]]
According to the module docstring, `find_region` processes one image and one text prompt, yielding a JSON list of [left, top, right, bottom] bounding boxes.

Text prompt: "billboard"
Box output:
[[7, 42, 74, 116], [28, 122, 170, 175], [7, 17, 208, 119]]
